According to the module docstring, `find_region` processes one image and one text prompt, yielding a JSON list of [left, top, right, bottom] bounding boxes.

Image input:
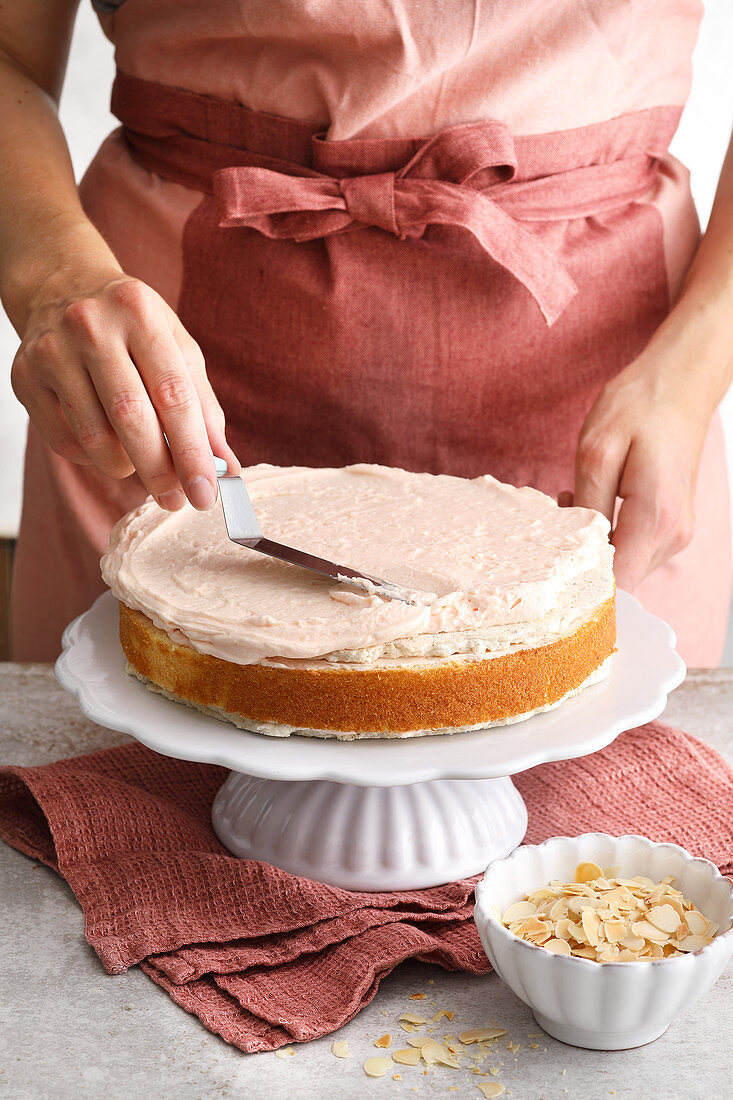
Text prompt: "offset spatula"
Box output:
[[214, 458, 418, 604]]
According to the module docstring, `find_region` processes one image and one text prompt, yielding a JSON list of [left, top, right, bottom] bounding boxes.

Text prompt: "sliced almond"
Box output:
[[676, 935, 712, 953], [631, 920, 669, 943], [373, 1034, 391, 1048], [563, 883, 592, 896], [568, 919, 588, 943], [432, 1009, 455, 1022], [528, 888, 558, 903], [647, 904, 682, 934], [459, 1028, 506, 1044], [502, 901, 538, 925], [554, 917, 574, 941], [406, 1035, 436, 1048], [392, 1048, 421, 1066], [575, 861, 604, 883], [331, 1040, 351, 1058], [549, 898, 569, 921], [364, 1056, 392, 1077], [603, 920, 627, 944], [477, 1083, 505, 1098], [518, 916, 552, 937], [420, 1040, 459, 1068], [571, 945, 597, 958], [684, 910, 709, 936], [567, 896, 589, 915], [581, 907, 600, 947], [544, 938, 572, 955], [399, 1013, 426, 1025]]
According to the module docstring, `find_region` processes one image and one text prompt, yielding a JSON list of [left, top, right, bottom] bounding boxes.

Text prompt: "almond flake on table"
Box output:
[[477, 1082, 505, 1098], [275, 1048, 295, 1058], [459, 1028, 507, 1043], [399, 1012, 427, 1024], [393, 1048, 421, 1066], [420, 1040, 460, 1068], [330, 1040, 351, 1058], [373, 1033, 391, 1048], [364, 1056, 392, 1077], [407, 1035, 436, 1048]]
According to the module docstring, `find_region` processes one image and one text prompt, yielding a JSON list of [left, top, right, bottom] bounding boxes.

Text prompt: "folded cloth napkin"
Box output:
[[1, 720, 732, 1052]]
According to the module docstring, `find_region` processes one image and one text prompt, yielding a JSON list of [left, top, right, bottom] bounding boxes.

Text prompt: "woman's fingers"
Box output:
[[56, 367, 135, 479], [573, 421, 626, 523], [611, 442, 695, 591], [173, 320, 240, 473], [84, 340, 186, 507], [13, 372, 91, 465], [128, 327, 217, 509], [13, 275, 235, 506], [14, 331, 134, 477]]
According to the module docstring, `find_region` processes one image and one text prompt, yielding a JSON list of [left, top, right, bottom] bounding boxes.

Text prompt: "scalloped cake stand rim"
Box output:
[[55, 590, 685, 788]]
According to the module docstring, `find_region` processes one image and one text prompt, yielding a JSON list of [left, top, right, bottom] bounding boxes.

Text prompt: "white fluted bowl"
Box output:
[[474, 834, 733, 1050]]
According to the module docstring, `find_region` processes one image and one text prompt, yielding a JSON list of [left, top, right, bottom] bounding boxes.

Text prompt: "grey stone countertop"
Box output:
[[2, 664, 732, 1100]]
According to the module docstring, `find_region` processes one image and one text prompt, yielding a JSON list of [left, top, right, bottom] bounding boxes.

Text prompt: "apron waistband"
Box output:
[[112, 71, 682, 326]]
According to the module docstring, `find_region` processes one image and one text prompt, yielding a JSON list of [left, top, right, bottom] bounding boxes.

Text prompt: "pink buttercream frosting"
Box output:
[[101, 464, 614, 665]]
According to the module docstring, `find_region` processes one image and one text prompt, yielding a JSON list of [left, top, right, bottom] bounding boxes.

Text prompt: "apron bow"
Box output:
[[212, 120, 579, 325]]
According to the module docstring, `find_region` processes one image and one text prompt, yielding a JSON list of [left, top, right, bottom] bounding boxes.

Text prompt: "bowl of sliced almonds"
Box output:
[[473, 833, 733, 1050]]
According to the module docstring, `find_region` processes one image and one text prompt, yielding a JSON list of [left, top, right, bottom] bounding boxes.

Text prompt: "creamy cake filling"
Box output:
[[102, 463, 614, 666]]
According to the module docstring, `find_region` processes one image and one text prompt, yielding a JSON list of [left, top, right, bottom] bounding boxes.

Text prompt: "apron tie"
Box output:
[[111, 74, 678, 329], [212, 120, 580, 326]]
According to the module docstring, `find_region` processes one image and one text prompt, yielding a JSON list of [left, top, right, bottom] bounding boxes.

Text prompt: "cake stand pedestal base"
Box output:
[[211, 772, 528, 891]]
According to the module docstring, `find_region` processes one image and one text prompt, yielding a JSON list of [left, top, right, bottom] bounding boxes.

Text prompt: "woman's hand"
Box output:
[[0, 8, 234, 511], [571, 298, 730, 592], [11, 270, 240, 510]]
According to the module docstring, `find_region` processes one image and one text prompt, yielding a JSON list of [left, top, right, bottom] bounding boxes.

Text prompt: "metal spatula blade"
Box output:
[[214, 459, 418, 604]]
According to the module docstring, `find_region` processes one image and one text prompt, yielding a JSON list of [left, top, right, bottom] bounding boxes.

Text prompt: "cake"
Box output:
[[101, 464, 616, 739]]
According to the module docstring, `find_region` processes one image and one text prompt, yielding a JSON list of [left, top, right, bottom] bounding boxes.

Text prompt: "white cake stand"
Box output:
[[55, 591, 684, 891]]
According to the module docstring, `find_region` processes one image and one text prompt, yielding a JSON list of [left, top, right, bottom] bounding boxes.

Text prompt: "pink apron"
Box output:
[[11, 0, 730, 664]]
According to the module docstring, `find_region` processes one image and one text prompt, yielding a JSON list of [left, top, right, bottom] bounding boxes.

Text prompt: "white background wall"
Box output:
[[1, 0, 732, 654]]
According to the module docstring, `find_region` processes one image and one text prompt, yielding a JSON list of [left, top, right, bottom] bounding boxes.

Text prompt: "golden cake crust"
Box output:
[[119, 596, 616, 735]]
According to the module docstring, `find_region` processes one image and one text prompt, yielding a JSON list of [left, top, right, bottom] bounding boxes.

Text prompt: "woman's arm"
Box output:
[[574, 130, 733, 590], [0, 1, 238, 510]]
